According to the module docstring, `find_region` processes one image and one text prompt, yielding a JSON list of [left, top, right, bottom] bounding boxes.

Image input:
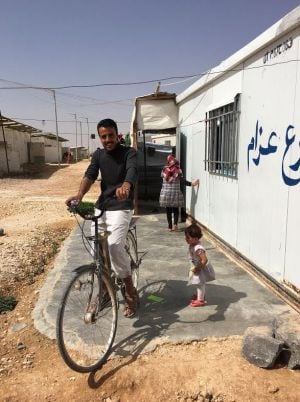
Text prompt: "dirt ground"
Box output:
[[0, 161, 299, 402]]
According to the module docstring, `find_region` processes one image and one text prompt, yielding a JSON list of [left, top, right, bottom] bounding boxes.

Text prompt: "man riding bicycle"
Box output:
[[66, 118, 139, 318]]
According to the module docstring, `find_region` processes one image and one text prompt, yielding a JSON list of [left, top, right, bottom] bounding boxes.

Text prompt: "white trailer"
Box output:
[[177, 6, 300, 296], [0, 115, 41, 175], [31, 133, 68, 163]]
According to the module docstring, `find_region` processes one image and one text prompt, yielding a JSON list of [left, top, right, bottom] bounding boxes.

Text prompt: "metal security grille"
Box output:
[[205, 94, 240, 178]]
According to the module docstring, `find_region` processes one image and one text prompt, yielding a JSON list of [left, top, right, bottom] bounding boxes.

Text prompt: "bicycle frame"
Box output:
[[91, 216, 126, 300], [92, 217, 109, 272], [92, 213, 139, 274], [70, 202, 143, 298]]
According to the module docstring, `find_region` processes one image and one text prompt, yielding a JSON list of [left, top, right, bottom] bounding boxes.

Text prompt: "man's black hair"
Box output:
[[97, 118, 118, 135], [184, 223, 203, 239]]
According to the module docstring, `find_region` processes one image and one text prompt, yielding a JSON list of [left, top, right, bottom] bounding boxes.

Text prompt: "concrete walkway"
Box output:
[[32, 211, 299, 357]]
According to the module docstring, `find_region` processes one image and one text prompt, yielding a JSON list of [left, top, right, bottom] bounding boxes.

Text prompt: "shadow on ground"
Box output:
[[1, 163, 70, 180], [88, 279, 246, 388]]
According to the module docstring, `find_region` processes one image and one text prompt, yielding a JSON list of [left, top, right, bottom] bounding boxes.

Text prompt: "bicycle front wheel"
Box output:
[[56, 264, 117, 373], [126, 230, 139, 289]]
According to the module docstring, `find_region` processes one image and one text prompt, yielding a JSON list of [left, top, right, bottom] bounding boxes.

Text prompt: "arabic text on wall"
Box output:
[[247, 120, 300, 186]]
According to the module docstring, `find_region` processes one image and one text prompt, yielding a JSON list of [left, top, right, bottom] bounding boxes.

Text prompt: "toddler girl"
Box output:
[[185, 224, 215, 307]]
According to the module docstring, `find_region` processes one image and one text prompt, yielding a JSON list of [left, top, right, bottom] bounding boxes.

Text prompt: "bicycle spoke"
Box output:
[[126, 231, 139, 289], [57, 266, 117, 372]]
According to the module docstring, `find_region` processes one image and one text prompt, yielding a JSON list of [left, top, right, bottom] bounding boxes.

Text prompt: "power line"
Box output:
[[0, 73, 201, 90], [2, 59, 299, 132], [0, 59, 299, 90], [10, 117, 131, 124], [56, 91, 134, 104]]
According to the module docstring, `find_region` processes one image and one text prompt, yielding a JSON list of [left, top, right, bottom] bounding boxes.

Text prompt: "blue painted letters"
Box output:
[[247, 121, 300, 186], [281, 125, 300, 186], [247, 121, 278, 170]]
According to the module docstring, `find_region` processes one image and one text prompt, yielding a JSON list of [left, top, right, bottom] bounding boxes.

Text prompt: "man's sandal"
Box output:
[[124, 288, 139, 318]]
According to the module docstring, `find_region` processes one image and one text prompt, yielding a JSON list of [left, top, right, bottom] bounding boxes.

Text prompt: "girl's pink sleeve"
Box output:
[[194, 244, 206, 256]]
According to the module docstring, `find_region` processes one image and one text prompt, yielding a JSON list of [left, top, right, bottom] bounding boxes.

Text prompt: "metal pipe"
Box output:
[[85, 117, 90, 156], [70, 113, 78, 162], [143, 131, 148, 198], [51, 90, 60, 166], [0, 110, 10, 174], [79, 121, 83, 147]]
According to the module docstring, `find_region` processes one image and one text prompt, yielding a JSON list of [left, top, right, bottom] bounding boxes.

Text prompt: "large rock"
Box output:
[[288, 348, 300, 370], [242, 326, 284, 368], [273, 318, 300, 369]]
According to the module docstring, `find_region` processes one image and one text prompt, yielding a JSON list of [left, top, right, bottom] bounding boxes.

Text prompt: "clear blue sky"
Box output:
[[0, 0, 299, 148]]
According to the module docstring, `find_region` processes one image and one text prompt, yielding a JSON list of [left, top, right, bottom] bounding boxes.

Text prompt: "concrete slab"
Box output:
[[33, 211, 299, 358]]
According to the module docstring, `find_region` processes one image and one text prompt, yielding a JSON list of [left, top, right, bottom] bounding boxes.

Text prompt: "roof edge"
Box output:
[[177, 5, 300, 104], [136, 91, 177, 101]]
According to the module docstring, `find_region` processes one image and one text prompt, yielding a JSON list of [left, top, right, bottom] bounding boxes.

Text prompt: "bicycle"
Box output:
[[56, 201, 145, 373]]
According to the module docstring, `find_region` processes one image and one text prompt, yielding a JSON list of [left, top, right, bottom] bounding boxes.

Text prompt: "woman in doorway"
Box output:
[[159, 155, 199, 231]]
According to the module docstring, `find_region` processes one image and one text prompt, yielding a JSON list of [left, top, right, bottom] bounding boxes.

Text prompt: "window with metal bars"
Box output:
[[205, 94, 240, 178]]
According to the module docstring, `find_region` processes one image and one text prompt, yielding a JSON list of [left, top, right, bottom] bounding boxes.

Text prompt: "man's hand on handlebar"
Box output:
[[115, 182, 131, 200], [65, 195, 83, 207]]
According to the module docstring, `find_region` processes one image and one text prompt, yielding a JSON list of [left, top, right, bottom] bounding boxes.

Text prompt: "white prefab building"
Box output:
[[177, 6, 300, 296], [70, 146, 89, 161], [151, 133, 176, 146], [130, 91, 178, 148], [0, 116, 41, 175], [31, 133, 68, 163]]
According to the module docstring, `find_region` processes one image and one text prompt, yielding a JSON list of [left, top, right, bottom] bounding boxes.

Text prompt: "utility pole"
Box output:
[[0, 111, 10, 174], [85, 117, 90, 156], [79, 121, 83, 147], [50, 89, 60, 166], [70, 113, 78, 162]]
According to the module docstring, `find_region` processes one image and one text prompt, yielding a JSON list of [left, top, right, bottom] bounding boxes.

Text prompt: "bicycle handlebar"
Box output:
[[69, 200, 105, 220], [68, 191, 127, 220]]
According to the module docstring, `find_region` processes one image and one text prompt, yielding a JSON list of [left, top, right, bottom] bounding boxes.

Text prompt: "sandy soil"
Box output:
[[0, 161, 299, 402]]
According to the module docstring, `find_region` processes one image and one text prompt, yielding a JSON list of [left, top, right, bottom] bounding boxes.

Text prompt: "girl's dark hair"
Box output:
[[184, 224, 203, 239], [97, 118, 118, 135]]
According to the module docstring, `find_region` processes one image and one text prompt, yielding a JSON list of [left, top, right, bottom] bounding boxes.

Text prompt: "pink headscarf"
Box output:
[[162, 155, 182, 183]]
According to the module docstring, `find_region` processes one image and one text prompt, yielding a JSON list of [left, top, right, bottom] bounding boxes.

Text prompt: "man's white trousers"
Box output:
[[91, 209, 133, 279]]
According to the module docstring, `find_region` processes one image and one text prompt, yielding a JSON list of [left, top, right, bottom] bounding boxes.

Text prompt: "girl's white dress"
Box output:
[[188, 242, 215, 285]]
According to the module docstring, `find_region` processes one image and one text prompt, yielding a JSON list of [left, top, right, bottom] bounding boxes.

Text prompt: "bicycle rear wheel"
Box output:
[[56, 264, 117, 373], [126, 230, 139, 289]]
